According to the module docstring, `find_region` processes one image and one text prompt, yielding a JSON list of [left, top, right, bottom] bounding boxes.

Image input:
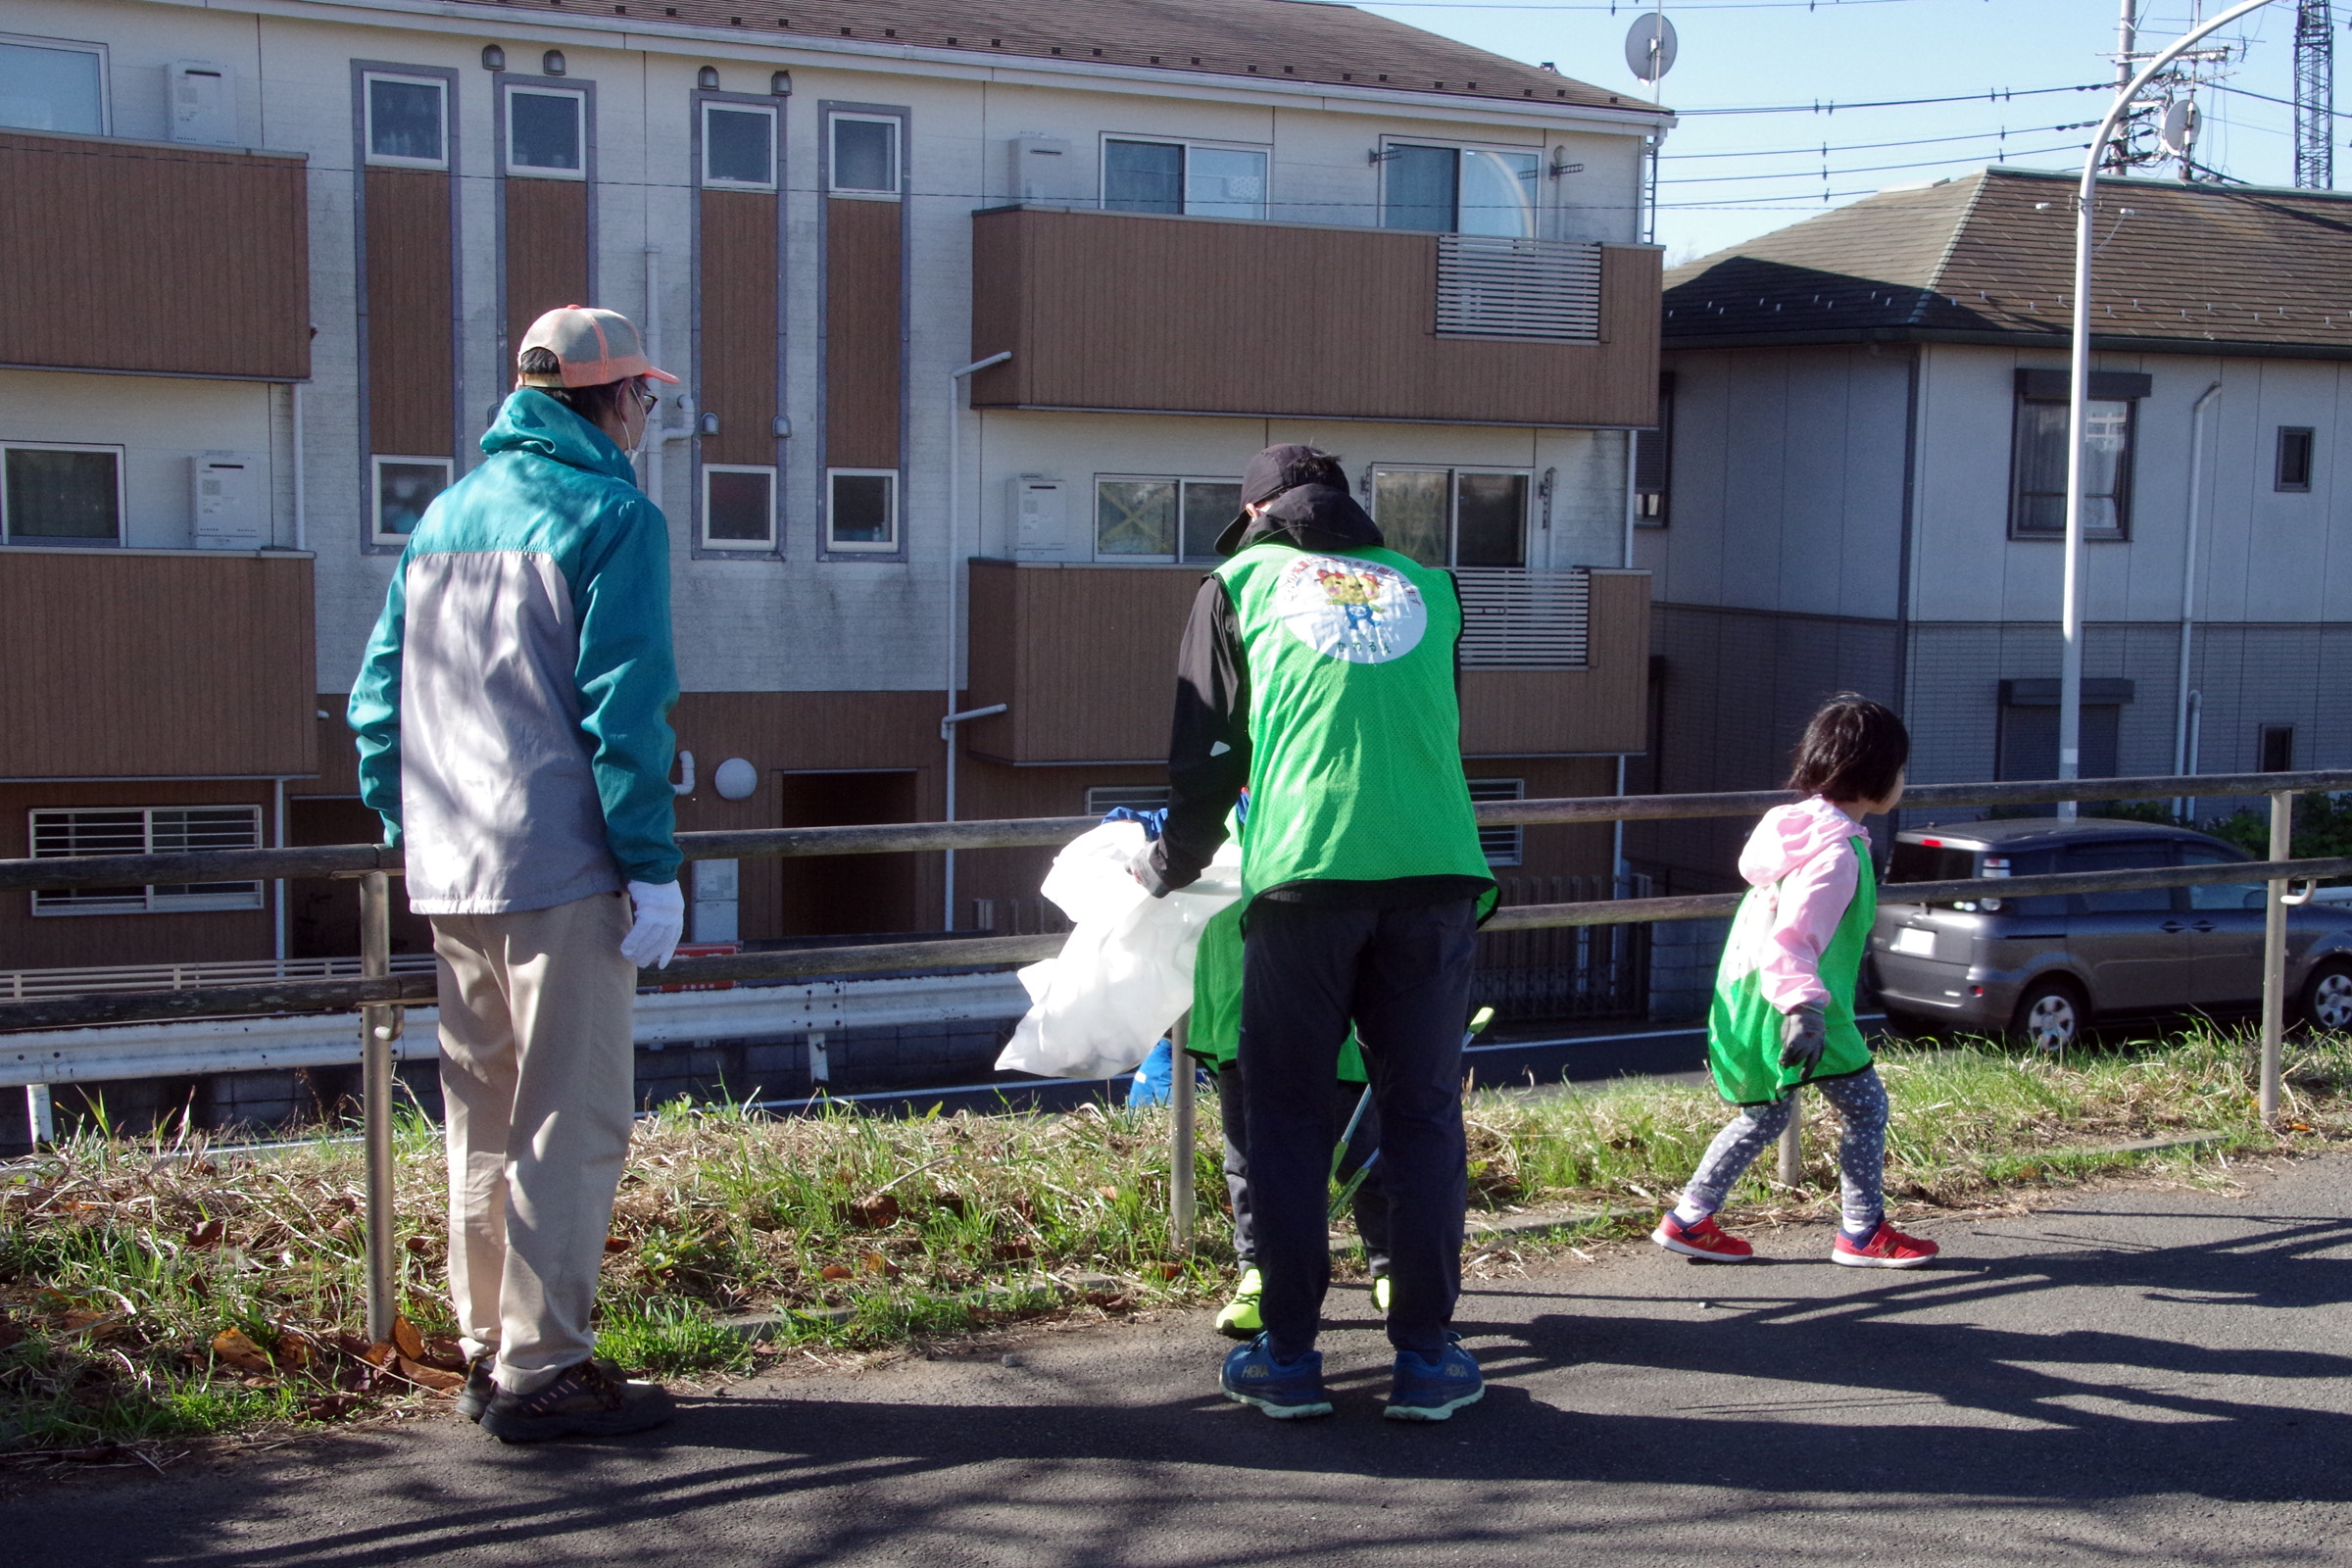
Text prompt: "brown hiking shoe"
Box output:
[[477, 1357, 675, 1445]]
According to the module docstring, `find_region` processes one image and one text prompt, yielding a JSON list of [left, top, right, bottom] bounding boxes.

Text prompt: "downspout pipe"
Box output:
[[2175, 380, 2223, 819], [943, 352, 1012, 929]]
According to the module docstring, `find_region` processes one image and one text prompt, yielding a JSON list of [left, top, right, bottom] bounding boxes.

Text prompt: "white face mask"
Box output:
[[622, 381, 653, 461]]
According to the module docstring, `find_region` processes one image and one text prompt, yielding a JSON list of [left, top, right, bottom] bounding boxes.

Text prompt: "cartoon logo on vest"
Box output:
[[1272, 555, 1427, 664]]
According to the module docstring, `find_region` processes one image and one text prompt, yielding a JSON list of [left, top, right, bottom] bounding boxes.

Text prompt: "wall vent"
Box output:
[[1435, 236, 1602, 342], [1453, 566, 1590, 667]]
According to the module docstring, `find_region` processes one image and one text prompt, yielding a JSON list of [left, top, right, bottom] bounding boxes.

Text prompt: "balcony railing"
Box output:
[[1456, 567, 1591, 668], [1435, 236, 1604, 342]]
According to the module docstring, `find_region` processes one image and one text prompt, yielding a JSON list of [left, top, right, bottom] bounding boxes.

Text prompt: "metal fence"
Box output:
[[9, 765, 2352, 1341], [1477, 875, 1649, 1021]]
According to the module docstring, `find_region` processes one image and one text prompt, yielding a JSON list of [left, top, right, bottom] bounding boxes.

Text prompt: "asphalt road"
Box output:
[[15, 1155, 2352, 1567]]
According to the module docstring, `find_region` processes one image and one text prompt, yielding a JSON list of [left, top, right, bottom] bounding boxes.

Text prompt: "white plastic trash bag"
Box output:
[[995, 821, 1243, 1081]]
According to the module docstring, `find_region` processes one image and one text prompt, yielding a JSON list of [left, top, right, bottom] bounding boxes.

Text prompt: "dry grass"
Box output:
[[6, 1021, 2347, 1461]]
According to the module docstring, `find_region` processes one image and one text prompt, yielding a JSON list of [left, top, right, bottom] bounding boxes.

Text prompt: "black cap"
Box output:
[[1217, 444, 1326, 557]]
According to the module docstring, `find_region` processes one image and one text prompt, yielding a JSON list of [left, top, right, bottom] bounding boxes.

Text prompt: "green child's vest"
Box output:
[[1212, 543, 1494, 908], [1705, 834, 1877, 1105], [1186, 898, 1367, 1083]]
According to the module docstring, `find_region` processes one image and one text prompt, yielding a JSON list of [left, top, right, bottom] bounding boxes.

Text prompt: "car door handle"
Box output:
[[2161, 921, 2187, 934]]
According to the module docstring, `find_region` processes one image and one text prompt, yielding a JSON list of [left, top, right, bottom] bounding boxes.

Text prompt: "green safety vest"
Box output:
[[1213, 543, 1495, 908], [1706, 834, 1878, 1105]]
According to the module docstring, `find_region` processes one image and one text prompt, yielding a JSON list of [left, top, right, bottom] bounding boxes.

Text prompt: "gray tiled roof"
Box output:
[[1663, 166, 2352, 354], [452, 0, 1648, 114]]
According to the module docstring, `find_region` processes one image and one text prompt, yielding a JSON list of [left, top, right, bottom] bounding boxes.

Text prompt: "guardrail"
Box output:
[[9, 765, 2350, 1340]]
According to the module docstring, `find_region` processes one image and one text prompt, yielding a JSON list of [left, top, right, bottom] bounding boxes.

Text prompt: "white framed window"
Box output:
[[0, 32, 109, 135], [505, 85, 584, 178], [702, 464, 776, 551], [1094, 476, 1241, 564], [828, 112, 900, 197], [365, 72, 447, 169], [703, 100, 777, 189], [2, 442, 122, 545], [371, 455, 452, 544], [1466, 778, 1524, 867], [30, 806, 265, 914], [825, 468, 898, 552], [1101, 137, 1268, 220], [1085, 785, 1171, 816], [1369, 466, 1528, 568], [1380, 140, 1541, 238]]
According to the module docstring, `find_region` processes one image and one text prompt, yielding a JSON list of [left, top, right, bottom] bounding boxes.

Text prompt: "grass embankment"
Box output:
[[5, 1025, 2348, 1458]]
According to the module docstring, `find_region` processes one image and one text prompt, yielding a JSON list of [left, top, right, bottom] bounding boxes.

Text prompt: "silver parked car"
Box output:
[[1869, 817, 2352, 1050]]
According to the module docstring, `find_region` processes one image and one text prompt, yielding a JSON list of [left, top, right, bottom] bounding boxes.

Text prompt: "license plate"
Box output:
[[1891, 927, 1936, 956]]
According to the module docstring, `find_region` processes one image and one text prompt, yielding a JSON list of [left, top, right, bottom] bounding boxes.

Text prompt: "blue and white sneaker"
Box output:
[[1383, 1334, 1484, 1422], [1220, 1335, 1334, 1419]]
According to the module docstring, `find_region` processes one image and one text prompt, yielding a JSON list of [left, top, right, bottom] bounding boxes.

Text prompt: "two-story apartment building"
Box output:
[[1629, 166, 2352, 887], [0, 0, 1666, 972]]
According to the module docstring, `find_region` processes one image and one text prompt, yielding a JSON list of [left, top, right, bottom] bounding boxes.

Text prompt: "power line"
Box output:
[[1663, 121, 2099, 159], [1676, 81, 2108, 116], [1368, 0, 1930, 8], [1661, 140, 2089, 185]]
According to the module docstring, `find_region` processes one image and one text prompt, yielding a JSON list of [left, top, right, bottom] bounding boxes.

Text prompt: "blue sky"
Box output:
[[1358, 0, 2315, 261]]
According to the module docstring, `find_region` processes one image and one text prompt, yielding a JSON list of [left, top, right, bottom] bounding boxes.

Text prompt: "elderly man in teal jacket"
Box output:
[[349, 306, 683, 1445]]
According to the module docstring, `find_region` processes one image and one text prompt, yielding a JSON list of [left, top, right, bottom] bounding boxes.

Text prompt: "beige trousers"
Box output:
[[431, 891, 636, 1395]]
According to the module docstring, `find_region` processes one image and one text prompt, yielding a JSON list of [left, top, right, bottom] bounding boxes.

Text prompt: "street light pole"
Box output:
[[2060, 0, 2271, 819]]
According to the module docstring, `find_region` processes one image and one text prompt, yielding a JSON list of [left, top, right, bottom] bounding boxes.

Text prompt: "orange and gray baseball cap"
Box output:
[[514, 305, 679, 388]]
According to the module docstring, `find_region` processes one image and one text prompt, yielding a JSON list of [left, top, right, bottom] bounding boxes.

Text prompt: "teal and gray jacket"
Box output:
[[348, 390, 680, 915]]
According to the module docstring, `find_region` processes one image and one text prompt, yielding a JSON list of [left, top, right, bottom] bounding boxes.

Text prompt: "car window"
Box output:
[[2064, 840, 2176, 913], [1981, 847, 2066, 917], [2180, 843, 2265, 911]]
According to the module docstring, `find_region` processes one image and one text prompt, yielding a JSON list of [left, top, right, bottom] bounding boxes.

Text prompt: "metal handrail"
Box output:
[[11, 767, 2342, 1343], [8, 767, 2348, 895]]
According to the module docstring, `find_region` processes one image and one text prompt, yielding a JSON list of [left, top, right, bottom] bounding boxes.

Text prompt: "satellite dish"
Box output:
[[2161, 98, 2198, 157], [1625, 13, 1678, 84]]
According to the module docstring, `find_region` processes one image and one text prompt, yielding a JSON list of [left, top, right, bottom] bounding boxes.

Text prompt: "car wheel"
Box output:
[[2011, 979, 2085, 1054], [2301, 960, 2352, 1033]]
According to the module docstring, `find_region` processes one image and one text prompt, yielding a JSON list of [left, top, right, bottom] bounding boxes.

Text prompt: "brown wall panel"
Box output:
[[505, 178, 590, 359], [969, 208, 1661, 428], [698, 189, 779, 466], [0, 133, 308, 380], [0, 781, 284, 970], [1459, 570, 1651, 756], [825, 197, 903, 467], [367, 169, 455, 457], [0, 552, 316, 778], [962, 563, 1201, 765]]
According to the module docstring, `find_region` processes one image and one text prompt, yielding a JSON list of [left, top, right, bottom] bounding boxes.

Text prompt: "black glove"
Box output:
[[1131, 843, 1183, 899], [1778, 1002, 1827, 1075]]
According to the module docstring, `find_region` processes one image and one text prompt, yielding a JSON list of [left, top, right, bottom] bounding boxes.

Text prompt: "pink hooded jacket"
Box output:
[[1737, 796, 1867, 1011]]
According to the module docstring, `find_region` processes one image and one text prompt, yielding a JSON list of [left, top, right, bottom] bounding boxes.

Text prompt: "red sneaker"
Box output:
[[1651, 1211, 1754, 1261], [1833, 1221, 1940, 1269]]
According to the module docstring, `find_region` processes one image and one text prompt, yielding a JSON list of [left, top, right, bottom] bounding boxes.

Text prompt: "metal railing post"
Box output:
[[24, 1082, 53, 1147], [360, 871, 401, 1345], [1169, 1013, 1195, 1253], [1778, 1089, 1802, 1188], [2261, 791, 2292, 1122]]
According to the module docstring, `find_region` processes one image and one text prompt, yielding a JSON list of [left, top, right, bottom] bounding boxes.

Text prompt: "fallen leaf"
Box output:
[[271, 1328, 318, 1370], [185, 1219, 227, 1250], [403, 1234, 433, 1256], [390, 1315, 426, 1361], [604, 1235, 631, 1253], [819, 1264, 854, 1282], [1095, 1186, 1120, 1201], [423, 1335, 468, 1370], [1151, 1263, 1182, 1281], [933, 1192, 968, 1217], [394, 1355, 465, 1393], [362, 1340, 399, 1369], [212, 1328, 273, 1372], [0, 1313, 23, 1350], [2288, 1121, 2315, 1133], [859, 1250, 902, 1279], [848, 1195, 902, 1229], [301, 1393, 363, 1421]]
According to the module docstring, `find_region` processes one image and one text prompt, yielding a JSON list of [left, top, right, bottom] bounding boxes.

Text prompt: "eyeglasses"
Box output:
[[630, 383, 661, 414]]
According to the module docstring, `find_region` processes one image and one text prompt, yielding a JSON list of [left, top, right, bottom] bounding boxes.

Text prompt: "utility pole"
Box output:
[[2106, 0, 2138, 170], [2295, 0, 2334, 187]]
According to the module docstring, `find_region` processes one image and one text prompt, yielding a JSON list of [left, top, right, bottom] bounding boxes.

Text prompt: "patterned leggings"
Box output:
[[1680, 1067, 1889, 1234]]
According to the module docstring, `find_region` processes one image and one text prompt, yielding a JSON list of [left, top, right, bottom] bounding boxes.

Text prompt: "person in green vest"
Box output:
[[1650, 694, 1940, 1269], [1138, 444, 1494, 1423], [1186, 890, 1392, 1339]]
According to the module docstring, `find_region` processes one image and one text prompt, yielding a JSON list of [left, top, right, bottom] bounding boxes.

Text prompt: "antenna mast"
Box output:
[[2295, 0, 2334, 187]]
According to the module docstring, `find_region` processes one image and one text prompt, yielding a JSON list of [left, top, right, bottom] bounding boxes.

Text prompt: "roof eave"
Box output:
[[1661, 324, 2352, 361]]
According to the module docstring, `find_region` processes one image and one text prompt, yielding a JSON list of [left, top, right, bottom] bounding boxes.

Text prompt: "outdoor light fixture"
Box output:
[[542, 49, 565, 75], [770, 70, 792, 95], [698, 412, 720, 436], [480, 45, 506, 71], [697, 66, 720, 89]]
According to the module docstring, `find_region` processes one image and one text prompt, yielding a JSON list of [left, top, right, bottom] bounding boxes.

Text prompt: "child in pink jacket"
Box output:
[[1652, 694, 1939, 1268]]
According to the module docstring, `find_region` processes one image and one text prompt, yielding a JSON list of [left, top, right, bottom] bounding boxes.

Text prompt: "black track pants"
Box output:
[[1217, 1061, 1391, 1276], [1239, 898, 1477, 1361]]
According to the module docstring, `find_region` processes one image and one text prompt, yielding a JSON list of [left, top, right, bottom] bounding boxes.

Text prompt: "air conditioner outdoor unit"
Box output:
[[169, 61, 235, 146], [191, 453, 265, 549]]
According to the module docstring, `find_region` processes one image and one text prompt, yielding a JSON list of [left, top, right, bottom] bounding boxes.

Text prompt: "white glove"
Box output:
[[621, 880, 685, 969]]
